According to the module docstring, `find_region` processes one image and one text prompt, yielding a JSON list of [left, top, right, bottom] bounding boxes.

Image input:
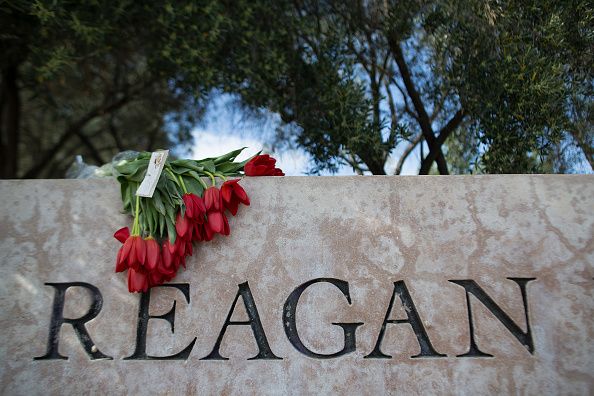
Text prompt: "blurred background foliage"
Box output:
[[1, 0, 592, 178]]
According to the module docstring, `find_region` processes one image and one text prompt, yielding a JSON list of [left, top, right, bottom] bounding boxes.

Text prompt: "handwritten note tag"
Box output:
[[136, 150, 168, 198]]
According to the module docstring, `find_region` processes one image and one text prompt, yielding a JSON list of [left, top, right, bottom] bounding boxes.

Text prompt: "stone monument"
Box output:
[[0, 175, 592, 394]]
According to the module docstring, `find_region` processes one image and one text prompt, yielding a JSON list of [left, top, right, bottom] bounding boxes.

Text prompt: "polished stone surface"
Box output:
[[0, 176, 593, 395]]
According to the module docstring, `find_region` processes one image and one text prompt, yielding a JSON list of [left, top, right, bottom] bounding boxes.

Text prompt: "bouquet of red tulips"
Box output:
[[112, 149, 283, 293]]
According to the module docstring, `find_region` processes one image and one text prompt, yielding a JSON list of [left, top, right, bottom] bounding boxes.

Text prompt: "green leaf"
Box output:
[[188, 170, 205, 182], [114, 159, 149, 175], [166, 216, 176, 244], [165, 198, 177, 225], [152, 190, 166, 215], [150, 204, 159, 237], [170, 163, 191, 174], [126, 166, 147, 182], [171, 159, 204, 173], [215, 151, 259, 174], [213, 147, 246, 164], [238, 151, 261, 167], [215, 162, 242, 174], [158, 212, 164, 237], [201, 159, 216, 173], [120, 182, 131, 212], [182, 175, 204, 196], [144, 200, 154, 236], [138, 211, 145, 236]]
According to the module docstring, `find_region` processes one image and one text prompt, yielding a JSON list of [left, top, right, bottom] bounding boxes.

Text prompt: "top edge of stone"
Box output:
[[0, 173, 592, 184]]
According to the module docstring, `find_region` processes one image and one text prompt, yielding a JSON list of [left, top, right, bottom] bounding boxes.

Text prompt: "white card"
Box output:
[[136, 150, 169, 198]]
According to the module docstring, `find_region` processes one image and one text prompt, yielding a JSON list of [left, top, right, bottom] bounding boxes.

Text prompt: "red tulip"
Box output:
[[162, 239, 187, 272], [174, 235, 187, 257], [161, 241, 176, 272], [204, 186, 221, 211], [192, 222, 205, 242], [129, 236, 147, 270], [145, 237, 160, 271], [114, 227, 130, 243], [165, 238, 177, 255], [203, 222, 215, 241], [128, 267, 149, 293], [244, 154, 284, 176], [115, 235, 144, 272], [148, 270, 165, 288], [221, 212, 230, 236], [115, 247, 127, 273], [183, 193, 206, 223], [206, 211, 224, 234], [221, 179, 250, 216], [175, 211, 192, 240]]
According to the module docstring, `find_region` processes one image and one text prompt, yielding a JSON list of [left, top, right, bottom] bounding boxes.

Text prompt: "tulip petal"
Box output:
[[127, 237, 138, 268], [128, 268, 149, 293], [222, 213, 230, 236], [162, 245, 173, 270], [195, 195, 206, 214], [115, 248, 128, 272], [135, 238, 147, 267], [146, 239, 159, 271], [228, 198, 239, 216], [204, 187, 221, 211], [186, 240, 193, 257], [207, 211, 224, 233], [183, 194, 195, 219], [114, 227, 130, 244], [233, 184, 249, 204], [121, 237, 134, 262]]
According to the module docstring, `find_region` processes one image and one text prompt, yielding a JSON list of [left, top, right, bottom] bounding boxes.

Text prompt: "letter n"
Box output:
[[449, 278, 536, 357]]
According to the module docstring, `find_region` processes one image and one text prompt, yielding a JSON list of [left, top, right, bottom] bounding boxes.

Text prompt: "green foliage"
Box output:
[[218, 0, 592, 174], [428, 0, 590, 173], [0, 1, 257, 178], [1, 0, 591, 177]]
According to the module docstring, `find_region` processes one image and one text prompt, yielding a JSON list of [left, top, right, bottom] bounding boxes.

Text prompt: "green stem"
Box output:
[[133, 194, 141, 235], [203, 171, 216, 186], [177, 174, 188, 194], [165, 168, 180, 187], [214, 172, 227, 181], [196, 176, 209, 190]]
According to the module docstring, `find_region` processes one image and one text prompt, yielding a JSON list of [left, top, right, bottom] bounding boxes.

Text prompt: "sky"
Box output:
[[190, 93, 422, 176]]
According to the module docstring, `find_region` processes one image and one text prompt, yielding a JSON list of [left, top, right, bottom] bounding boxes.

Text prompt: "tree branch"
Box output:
[[384, 79, 398, 148], [394, 132, 423, 175], [389, 37, 449, 174], [340, 152, 365, 175], [419, 109, 465, 174], [23, 95, 131, 178], [74, 129, 106, 164]]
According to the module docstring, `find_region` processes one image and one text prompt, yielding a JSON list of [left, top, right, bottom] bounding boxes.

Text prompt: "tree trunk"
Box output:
[[359, 152, 386, 175], [388, 38, 450, 175], [0, 65, 20, 179]]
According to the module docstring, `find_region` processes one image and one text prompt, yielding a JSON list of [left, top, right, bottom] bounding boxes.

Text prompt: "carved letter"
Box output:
[[124, 284, 196, 360], [365, 281, 445, 359], [201, 282, 281, 360], [34, 282, 112, 360], [283, 278, 363, 359], [449, 278, 536, 357]]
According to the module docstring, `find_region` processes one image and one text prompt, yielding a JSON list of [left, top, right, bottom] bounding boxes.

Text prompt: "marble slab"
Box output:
[[0, 176, 592, 395]]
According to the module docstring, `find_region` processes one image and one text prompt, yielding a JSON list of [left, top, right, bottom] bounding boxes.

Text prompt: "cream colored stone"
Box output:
[[0, 176, 592, 395]]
